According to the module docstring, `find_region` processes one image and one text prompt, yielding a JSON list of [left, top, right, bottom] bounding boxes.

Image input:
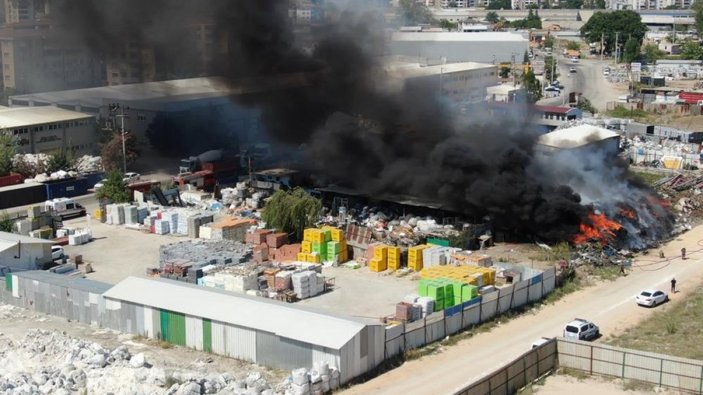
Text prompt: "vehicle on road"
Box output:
[[51, 245, 64, 261], [551, 80, 564, 89], [545, 86, 560, 93], [93, 179, 108, 190], [569, 67, 577, 73], [636, 289, 668, 307], [123, 172, 141, 183], [564, 318, 599, 341], [570, 57, 580, 63], [44, 198, 87, 221], [603, 67, 610, 76]]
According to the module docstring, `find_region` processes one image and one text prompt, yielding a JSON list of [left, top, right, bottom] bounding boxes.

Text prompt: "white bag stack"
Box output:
[[154, 219, 170, 235], [417, 297, 435, 318], [290, 368, 310, 395], [292, 272, 311, 299], [124, 205, 138, 225]]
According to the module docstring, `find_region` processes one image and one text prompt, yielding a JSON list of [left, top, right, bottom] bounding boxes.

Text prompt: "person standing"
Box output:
[[681, 248, 687, 260], [671, 278, 677, 293]]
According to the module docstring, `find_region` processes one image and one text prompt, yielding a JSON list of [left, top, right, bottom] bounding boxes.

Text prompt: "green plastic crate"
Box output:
[[327, 241, 341, 254], [464, 284, 479, 300], [322, 229, 332, 242]]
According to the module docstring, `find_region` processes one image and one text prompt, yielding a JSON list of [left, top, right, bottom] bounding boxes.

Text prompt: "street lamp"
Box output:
[[109, 103, 129, 173]]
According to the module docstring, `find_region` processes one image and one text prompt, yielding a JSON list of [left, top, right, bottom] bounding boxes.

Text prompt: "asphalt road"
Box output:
[[538, 57, 627, 112], [344, 226, 703, 395]]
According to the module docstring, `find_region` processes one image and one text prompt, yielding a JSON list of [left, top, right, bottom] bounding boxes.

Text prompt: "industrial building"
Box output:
[[7, 77, 291, 146], [102, 277, 384, 383], [0, 232, 53, 273], [537, 124, 621, 154], [387, 61, 498, 104], [0, 106, 97, 155], [389, 32, 529, 65]]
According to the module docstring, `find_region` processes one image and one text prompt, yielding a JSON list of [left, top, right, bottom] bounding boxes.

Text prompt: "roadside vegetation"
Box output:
[[605, 289, 703, 359], [606, 105, 651, 121], [96, 170, 130, 203], [629, 170, 665, 187]]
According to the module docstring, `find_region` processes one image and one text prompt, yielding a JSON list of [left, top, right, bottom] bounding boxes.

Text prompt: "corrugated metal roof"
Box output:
[[391, 32, 528, 42], [388, 62, 495, 79], [103, 277, 366, 350], [0, 231, 54, 245], [0, 106, 93, 128], [538, 125, 619, 149], [14, 270, 112, 294]]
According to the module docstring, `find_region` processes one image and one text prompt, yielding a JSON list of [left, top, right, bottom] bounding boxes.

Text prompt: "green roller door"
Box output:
[[159, 309, 186, 346], [4, 273, 11, 292], [202, 319, 212, 353]]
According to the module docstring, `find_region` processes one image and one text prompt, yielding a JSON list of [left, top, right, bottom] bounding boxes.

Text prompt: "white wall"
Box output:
[[0, 242, 51, 270]]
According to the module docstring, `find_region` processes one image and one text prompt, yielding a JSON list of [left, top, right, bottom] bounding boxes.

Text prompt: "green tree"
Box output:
[[0, 133, 15, 176], [577, 96, 597, 114], [562, 0, 584, 8], [101, 132, 140, 172], [567, 41, 581, 51], [0, 211, 13, 233], [694, 0, 703, 36], [594, 0, 606, 8], [399, 0, 435, 24], [543, 35, 555, 49], [522, 69, 543, 103], [623, 37, 640, 63], [486, 11, 500, 23], [46, 149, 75, 173], [580, 11, 647, 55], [262, 188, 322, 241], [96, 170, 130, 203], [487, 0, 512, 10], [681, 39, 703, 60], [643, 43, 665, 63], [439, 19, 458, 30], [499, 66, 511, 78], [545, 55, 559, 81]]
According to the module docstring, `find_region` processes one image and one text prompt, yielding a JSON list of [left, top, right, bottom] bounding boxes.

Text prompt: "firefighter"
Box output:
[[681, 248, 687, 260]]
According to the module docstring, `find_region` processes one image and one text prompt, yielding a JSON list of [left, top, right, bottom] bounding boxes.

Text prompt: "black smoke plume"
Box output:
[[49, 0, 672, 244]]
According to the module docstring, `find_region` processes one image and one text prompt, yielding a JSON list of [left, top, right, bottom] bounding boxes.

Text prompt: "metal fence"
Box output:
[[454, 338, 558, 395], [558, 339, 703, 393], [383, 268, 557, 359]]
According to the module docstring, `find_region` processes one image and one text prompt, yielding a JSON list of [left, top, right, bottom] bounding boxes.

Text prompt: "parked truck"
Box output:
[[178, 150, 240, 175]]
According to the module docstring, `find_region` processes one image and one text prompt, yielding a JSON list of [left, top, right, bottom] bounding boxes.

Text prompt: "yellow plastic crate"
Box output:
[[408, 261, 423, 271], [369, 258, 387, 272], [373, 245, 388, 261], [297, 252, 308, 262], [301, 240, 312, 253], [306, 253, 321, 264]]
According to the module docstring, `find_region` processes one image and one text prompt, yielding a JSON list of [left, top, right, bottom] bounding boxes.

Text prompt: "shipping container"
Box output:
[[0, 173, 22, 187], [44, 178, 90, 200], [0, 182, 47, 209]]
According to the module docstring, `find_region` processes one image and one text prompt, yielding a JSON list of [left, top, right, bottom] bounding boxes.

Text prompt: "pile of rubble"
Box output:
[[570, 242, 634, 267], [74, 155, 103, 174], [654, 173, 703, 229], [11, 153, 50, 177], [624, 136, 700, 169], [0, 325, 283, 395], [158, 240, 253, 267]]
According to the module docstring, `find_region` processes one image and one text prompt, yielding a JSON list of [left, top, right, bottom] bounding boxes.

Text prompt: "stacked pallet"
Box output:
[[387, 246, 401, 270], [124, 205, 138, 225], [408, 244, 431, 271], [274, 270, 293, 289], [418, 278, 479, 310], [299, 227, 348, 265], [105, 204, 126, 225], [291, 270, 325, 299], [369, 244, 388, 272], [246, 229, 273, 245], [200, 218, 256, 241], [67, 229, 92, 246], [154, 219, 170, 235], [421, 265, 496, 287]]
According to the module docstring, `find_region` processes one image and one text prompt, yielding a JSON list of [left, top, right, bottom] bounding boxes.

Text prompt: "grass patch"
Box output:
[[629, 170, 666, 187], [607, 105, 651, 121], [590, 265, 622, 281], [559, 367, 590, 381], [157, 340, 173, 349], [606, 287, 703, 359], [543, 275, 583, 305], [622, 379, 654, 392]]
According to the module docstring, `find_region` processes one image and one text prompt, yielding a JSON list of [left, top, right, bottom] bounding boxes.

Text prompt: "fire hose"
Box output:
[[629, 240, 703, 271]]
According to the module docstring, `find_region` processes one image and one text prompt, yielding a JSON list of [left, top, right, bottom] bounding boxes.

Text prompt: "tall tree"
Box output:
[[681, 39, 703, 60], [694, 0, 703, 36], [0, 133, 15, 176], [545, 56, 559, 82], [46, 149, 76, 173], [487, 0, 512, 10], [580, 11, 647, 54], [101, 133, 140, 172], [623, 37, 640, 63], [96, 170, 130, 203], [486, 11, 500, 23], [262, 188, 322, 241], [522, 69, 542, 103], [643, 44, 665, 63]]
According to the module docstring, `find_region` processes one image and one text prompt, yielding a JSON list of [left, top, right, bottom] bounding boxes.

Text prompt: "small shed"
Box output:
[[102, 277, 385, 384], [0, 232, 54, 272]]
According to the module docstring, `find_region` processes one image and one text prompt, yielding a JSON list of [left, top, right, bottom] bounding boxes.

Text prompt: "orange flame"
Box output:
[[618, 208, 636, 219], [573, 213, 623, 245]]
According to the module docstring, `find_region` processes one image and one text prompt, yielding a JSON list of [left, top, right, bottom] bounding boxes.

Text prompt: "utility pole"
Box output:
[[600, 32, 604, 61], [615, 32, 620, 64], [110, 103, 129, 173]]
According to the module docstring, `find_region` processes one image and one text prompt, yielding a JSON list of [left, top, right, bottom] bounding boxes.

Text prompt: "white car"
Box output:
[[569, 67, 577, 73], [564, 318, 599, 341], [51, 245, 64, 261], [93, 179, 108, 190], [636, 289, 668, 307], [123, 172, 141, 183]]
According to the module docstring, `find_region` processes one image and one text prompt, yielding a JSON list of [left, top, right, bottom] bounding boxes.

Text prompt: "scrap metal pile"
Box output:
[[570, 242, 634, 268], [655, 173, 703, 231]]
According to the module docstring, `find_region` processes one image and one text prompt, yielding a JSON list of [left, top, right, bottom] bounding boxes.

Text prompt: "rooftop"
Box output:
[[103, 276, 368, 350], [391, 31, 528, 43], [0, 106, 93, 129], [538, 124, 619, 149], [387, 62, 496, 79], [14, 270, 112, 294], [10, 74, 310, 110], [0, 231, 53, 255]]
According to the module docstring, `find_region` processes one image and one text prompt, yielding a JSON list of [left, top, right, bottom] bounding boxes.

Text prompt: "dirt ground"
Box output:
[[61, 217, 185, 284], [525, 373, 678, 395]]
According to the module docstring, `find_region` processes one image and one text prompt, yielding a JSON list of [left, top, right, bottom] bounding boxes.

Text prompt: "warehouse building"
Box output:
[[387, 61, 498, 104], [389, 32, 529, 64], [537, 124, 620, 155], [0, 232, 53, 273], [0, 106, 97, 155], [102, 277, 385, 384]]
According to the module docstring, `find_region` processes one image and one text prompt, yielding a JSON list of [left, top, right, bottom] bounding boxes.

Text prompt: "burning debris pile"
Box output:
[[570, 242, 634, 268]]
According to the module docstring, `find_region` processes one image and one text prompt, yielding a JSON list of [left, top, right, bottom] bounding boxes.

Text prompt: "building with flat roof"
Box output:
[[0, 231, 53, 272], [387, 61, 498, 103], [537, 124, 620, 154], [0, 106, 96, 155], [390, 32, 529, 65]]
